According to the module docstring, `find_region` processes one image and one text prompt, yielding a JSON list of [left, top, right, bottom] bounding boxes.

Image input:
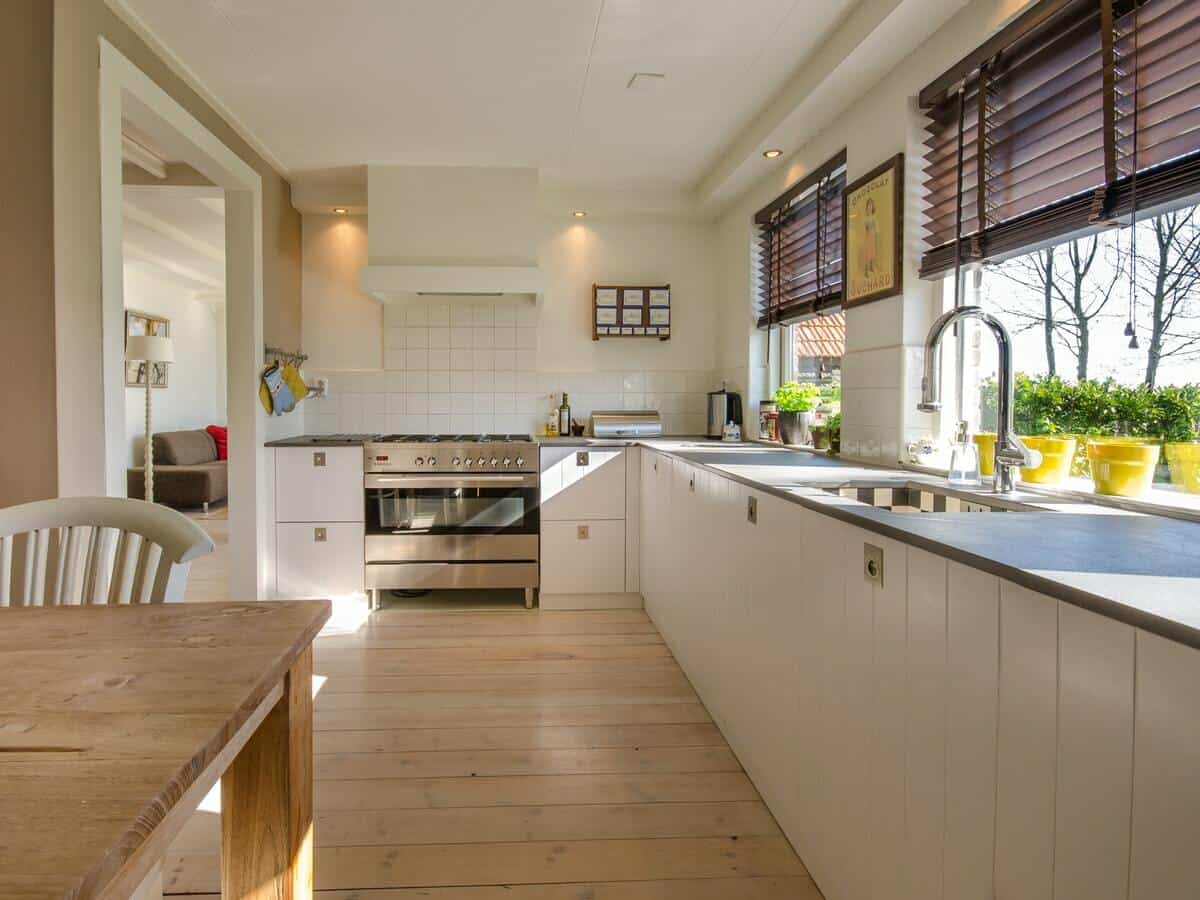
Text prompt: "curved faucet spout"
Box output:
[[917, 306, 1041, 493]]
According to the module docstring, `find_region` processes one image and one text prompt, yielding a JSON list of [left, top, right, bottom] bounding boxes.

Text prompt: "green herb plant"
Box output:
[[775, 381, 821, 413]]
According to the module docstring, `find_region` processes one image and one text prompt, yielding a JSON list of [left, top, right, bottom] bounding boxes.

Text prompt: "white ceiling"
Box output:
[[114, 0, 860, 189], [123, 185, 226, 294]]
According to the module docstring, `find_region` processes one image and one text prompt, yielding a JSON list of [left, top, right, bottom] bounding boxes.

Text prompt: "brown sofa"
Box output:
[[127, 429, 227, 511]]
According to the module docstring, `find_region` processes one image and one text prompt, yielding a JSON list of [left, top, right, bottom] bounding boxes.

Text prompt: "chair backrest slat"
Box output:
[[108, 531, 137, 605], [0, 534, 12, 607], [31, 529, 51, 607], [0, 499, 213, 607]]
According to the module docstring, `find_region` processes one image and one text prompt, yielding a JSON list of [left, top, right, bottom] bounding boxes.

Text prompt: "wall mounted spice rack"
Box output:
[[593, 284, 671, 341]]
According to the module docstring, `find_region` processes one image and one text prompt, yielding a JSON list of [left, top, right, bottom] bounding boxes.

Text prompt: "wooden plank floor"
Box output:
[[163, 605, 822, 898]]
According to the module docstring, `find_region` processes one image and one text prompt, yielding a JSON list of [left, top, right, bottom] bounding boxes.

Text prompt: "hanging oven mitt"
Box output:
[[281, 363, 309, 404], [258, 364, 277, 414], [265, 364, 297, 416]]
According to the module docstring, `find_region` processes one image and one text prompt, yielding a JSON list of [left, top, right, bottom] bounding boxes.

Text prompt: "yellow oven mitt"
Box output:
[[281, 364, 309, 403]]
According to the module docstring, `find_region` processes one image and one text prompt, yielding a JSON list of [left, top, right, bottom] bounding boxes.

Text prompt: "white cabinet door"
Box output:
[[904, 548, 949, 900], [1054, 602, 1134, 900], [275, 446, 363, 523], [539, 447, 626, 521], [943, 563, 999, 900], [275, 522, 363, 598], [539, 520, 625, 594], [994, 581, 1058, 900], [1129, 629, 1200, 900]]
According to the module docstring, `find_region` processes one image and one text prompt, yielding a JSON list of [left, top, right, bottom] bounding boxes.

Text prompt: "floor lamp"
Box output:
[[125, 335, 175, 504]]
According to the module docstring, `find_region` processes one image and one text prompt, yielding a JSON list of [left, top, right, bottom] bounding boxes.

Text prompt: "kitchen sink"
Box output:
[[817, 480, 1049, 513]]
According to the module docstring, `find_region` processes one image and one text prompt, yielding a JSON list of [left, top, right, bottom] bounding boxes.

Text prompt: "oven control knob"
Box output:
[[477, 456, 487, 466], [502, 457, 512, 467], [490, 457, 499, 467], [463, 457, 473, 467], [427, 457, 437, 467], [414, 456, 425, 467], [515, 456, 525, 468], [451, 456, 462, 466]]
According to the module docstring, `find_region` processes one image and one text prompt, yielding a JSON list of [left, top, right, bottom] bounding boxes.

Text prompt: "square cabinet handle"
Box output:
[[314, 527, 327, 543], [313, 451, 326, 467], [576, 451, 589, 466], [577, 525, 590, 540]]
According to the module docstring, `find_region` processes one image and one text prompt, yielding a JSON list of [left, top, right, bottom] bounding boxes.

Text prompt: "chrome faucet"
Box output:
[[917, 306, 1041, 493]]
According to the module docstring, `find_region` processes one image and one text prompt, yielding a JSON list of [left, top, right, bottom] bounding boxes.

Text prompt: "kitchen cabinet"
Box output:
[[539, 520, 625, 594], [274, 446, 364, 523], [275, 522, 364, 599], [538, 445, 639, 607], [272, 446, 364, 598], [539, 446, 625, 521], [636, 450, 1200, 900]]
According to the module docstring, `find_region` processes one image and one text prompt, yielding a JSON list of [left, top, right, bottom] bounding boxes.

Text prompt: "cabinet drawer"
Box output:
[[540, 520, 625, 594], [275, 522, 364, 598], [275, 447, 363, 523], [539, 447, 626, 521]]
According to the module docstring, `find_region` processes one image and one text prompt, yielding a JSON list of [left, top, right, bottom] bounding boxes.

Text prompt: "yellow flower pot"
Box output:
[[973, 432, 997, 476], [1018, 436, 1077, 485], [1086, 439, 1161, 498], [1166, 442, 1200, 494]]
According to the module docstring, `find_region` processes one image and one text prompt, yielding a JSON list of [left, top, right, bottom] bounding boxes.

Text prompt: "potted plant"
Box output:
[[774, 381, 820, 445], [810, 424, 831, 450], [828, 412, 841, 454]]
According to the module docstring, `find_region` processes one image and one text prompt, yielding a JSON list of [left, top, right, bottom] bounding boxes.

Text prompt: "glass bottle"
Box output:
[[558, 393, 572, 437]]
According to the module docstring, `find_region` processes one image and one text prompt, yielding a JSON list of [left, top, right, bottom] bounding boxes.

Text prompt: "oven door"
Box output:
[[364, 473, 539, 563]]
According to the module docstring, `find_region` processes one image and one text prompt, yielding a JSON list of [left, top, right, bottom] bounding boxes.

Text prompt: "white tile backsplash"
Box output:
[[304, 311, 719, 437]]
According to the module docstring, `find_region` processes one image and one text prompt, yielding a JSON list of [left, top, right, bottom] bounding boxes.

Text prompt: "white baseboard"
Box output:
[[538, 592, 644, 610]]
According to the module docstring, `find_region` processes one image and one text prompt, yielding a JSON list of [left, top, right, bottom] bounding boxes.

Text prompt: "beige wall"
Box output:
[[0, 1, 57, 505], [52, 0, 302, 495]]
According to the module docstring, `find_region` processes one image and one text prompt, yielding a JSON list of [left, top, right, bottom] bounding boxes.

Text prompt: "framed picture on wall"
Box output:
[[842, 153, 903, 308], [125, 309, 170, 388]]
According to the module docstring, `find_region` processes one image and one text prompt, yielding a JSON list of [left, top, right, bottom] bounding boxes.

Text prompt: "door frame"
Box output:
[[98, 38, 268, 599]]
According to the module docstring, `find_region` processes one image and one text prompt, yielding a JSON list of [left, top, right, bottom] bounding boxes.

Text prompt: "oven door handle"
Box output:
[[365, 474, 539, 489]]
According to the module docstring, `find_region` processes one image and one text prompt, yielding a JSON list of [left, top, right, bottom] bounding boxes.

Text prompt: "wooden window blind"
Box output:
[[755, 150, 847, 328], [919, 0, 1200, 278]]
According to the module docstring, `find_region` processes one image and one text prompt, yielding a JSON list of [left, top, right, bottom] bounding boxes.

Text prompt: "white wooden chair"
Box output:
[[0, 497, 214, 606]]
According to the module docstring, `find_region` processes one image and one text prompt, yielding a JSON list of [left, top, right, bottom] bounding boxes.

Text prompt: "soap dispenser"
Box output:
[[947, 421, 982, 487]]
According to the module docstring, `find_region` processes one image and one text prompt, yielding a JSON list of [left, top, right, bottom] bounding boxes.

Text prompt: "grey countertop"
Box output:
[[266, 433, 1200, 648]]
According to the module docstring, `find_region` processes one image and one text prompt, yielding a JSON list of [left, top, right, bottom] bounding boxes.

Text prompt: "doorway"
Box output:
[[99, 39, 268, 600]]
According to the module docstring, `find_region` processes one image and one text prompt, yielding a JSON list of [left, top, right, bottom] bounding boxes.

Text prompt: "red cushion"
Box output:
[[206, 425, 228, 461]]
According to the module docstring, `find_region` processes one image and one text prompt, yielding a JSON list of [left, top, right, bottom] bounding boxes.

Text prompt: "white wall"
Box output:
[[301, 167, 722, 436], [302, 214, 382, 370], [122, 261, 225, 466], [713, 0, 1032, 462]]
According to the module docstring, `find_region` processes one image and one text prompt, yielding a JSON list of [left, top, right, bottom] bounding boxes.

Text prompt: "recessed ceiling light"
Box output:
[[763, 149, 783, 159], [333, 207, 348, 214], [573, 210, 587, 218]]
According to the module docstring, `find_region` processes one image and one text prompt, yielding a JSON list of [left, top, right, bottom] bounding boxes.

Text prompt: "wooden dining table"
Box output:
[[0, 599, 330, 900]]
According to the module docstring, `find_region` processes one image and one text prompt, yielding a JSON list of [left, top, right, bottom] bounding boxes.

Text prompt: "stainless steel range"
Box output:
[[363, 434, 539, 608]]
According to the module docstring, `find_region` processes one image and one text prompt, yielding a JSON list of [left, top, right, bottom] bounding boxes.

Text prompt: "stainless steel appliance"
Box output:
[[706, 388, 743, 438], [590, 410, 663, 438], [363, 434, 540, 608]]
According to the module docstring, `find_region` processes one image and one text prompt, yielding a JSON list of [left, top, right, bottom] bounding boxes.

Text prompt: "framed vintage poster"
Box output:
[[842, 153, 903, 307], [125, 310, 170, 388]]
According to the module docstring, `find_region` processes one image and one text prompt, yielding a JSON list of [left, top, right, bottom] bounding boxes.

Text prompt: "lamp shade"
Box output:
[[125, 335, 175, 364]]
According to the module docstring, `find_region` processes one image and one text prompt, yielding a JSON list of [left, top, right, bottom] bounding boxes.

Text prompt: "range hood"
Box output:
[[360, 264, 543, 301]]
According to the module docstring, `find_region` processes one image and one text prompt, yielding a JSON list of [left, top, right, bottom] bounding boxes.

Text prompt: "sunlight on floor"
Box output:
[[318, 593, 371, 636]]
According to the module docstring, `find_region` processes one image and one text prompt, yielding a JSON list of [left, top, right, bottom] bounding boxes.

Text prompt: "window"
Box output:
[[756, 150, 847, 327], [921, 0, 1200, 503]]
